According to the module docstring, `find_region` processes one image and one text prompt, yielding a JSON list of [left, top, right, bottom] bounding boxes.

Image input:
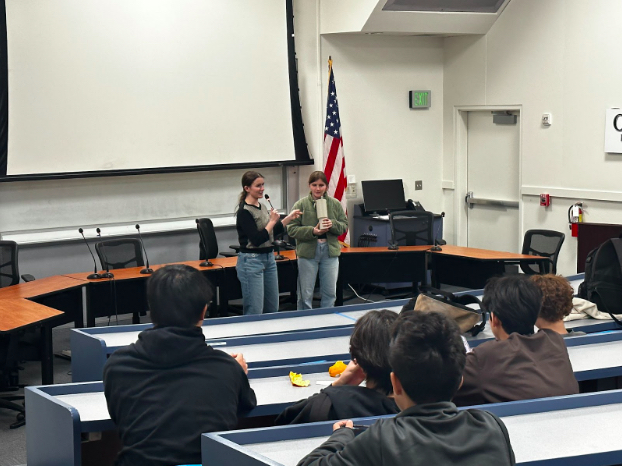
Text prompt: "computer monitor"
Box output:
[[362, 179, 406, 214]]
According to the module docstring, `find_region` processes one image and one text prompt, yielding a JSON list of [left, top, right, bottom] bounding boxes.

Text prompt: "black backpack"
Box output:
[[578, 237, 622, 323]]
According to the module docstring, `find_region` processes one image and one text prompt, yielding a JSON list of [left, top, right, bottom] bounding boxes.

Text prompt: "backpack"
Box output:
[[577, 237, 622, 323], [402, 287, 487, 336]]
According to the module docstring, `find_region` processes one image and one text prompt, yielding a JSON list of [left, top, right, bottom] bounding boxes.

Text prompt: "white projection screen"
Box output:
[[0, 0, 309, 180]]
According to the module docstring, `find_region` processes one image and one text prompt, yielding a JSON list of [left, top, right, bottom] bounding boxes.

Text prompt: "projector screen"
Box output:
[[0, 0, 310, 180]]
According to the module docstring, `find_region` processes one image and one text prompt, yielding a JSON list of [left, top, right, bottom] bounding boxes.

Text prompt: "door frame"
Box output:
[[453, 105, 523, 250]]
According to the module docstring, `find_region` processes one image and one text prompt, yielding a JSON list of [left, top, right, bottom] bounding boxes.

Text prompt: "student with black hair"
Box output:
[[103, 265, 257, 466], [453, 274, 578, 407], [276, 310, 399, 425], [297, 311, 515, 466]]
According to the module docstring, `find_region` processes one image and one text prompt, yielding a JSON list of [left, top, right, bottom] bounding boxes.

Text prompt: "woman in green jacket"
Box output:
[[287, 171, 348, 309]]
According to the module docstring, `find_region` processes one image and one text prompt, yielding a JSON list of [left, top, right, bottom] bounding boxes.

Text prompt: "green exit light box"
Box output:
[[409, 90, 431, 109]]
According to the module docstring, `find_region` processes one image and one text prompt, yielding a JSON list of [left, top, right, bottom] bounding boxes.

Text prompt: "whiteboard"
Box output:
[[0, 166, 285, 242], [4, 0, 305, 176]]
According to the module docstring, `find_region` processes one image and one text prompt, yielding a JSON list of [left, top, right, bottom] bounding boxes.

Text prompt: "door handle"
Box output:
[[465, 191, 518, 209]]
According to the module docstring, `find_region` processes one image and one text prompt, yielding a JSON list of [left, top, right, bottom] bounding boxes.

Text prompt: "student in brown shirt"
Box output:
[[453, 275, 578, 407]]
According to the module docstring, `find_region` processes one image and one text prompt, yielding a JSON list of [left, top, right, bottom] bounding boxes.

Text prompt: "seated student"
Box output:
[[297, 311, 516, 466], [531, 274, 585, 337], [103, 264, 257, 466], [453, 275, 578, 407], [276, 310, 399, 424]]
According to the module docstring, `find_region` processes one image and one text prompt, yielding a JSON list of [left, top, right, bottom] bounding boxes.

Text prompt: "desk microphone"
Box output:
[[430, 212, 445, 252], [195, 219, 213, 267], [78, 228, 102, 280], [135, 224, 153, 274], [96, 228, 114, 278]]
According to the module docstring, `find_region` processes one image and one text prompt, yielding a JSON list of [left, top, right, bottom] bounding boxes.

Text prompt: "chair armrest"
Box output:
[[219, 252, 238, 258], [21, 274, 36, 282]]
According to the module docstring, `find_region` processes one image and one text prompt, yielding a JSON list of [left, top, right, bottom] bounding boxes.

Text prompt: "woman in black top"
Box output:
[[236, 171, 300, 314]]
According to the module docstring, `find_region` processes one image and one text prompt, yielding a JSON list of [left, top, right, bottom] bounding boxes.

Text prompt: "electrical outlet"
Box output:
[[415, 180, 423, 191]]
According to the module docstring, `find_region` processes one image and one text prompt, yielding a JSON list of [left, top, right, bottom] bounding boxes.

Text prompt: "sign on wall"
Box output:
[[604, 108, 622, 153]]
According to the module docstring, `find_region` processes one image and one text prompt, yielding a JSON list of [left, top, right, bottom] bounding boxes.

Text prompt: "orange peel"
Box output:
[[328, 361, 347, 377], [289, 371, 310, 387]]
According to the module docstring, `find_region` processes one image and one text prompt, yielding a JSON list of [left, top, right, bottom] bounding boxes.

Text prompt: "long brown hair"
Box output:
[[238, 170, 264, 204]]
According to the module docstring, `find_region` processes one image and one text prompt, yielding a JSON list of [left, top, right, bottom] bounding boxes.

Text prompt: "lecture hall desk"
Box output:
[[26, 331, 622, 466], [203, 389, 622, 466]]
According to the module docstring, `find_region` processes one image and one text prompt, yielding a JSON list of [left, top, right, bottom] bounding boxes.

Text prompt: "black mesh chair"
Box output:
[[95, 239, 144, 270], [520, 229, 565, 274], [0, 241, 20, 288], [388, 210, 435, 247], [196, 218, 237, 259], [0, 241, 25, 428]]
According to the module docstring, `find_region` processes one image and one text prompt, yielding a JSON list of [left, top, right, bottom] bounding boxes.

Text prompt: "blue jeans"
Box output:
[[297, 241, 339, 310], [236, 252, 279, 315]]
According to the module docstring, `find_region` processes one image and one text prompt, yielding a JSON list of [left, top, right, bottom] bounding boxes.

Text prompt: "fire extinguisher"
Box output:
[[568, 202, 583, 237]]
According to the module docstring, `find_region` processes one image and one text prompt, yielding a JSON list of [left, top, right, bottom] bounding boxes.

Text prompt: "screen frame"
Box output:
[[0, 0, 311, 183]]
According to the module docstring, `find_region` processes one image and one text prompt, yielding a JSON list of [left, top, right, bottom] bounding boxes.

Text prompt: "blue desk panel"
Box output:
[[70, 300, 406, 382]]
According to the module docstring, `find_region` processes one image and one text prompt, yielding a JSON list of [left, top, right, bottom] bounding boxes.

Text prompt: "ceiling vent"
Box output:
[[383, 0, 507, 14], [320, 0, 512, 36]]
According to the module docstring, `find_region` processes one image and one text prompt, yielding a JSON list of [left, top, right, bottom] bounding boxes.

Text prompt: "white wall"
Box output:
[[443, 0, 622, 275], [317, 34, 445, 227]]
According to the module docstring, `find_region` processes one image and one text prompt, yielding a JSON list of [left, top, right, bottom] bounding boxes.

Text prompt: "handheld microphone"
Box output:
[[96, 227, 114, 278], [264, 193, 275, 210], [135, 224, 153, 274], [78, 228, 102, 280], [195, 219, 213, 267]]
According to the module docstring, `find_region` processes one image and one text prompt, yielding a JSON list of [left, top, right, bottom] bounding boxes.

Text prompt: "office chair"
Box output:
[[196, 218, 237, 260], [0, 240, 20, 288], [388, 210, 436, 247], [95, 238, 145, 270], [520, 229, 565, 274], [0, 334, 25, 429], [0, 241, 26, 428]]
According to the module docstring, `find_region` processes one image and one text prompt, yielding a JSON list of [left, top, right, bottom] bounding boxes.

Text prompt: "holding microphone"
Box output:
[[234, 171, 300, 315]]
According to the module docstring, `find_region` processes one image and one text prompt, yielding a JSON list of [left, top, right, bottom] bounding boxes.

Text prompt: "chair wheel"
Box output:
[[10, 412, 25, 429]]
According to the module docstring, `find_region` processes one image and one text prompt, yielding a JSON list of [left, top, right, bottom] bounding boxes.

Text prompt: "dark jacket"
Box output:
[[453, 328, 579, 407], [103, 326, 257, 466], [297, 402, 515, 466], [275, 385, 399, 425]]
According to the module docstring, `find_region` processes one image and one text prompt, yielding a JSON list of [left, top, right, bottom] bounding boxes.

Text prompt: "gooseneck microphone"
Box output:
[[96, 228, 114, 278], [430, 212, 446, 252], [195, 219, 213, 267], [135, 224, 154, 274], [78, 228, 102, 280]]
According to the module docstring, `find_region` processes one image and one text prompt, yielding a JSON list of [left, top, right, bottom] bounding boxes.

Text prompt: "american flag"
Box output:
[[323, 58, 349, 244]]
